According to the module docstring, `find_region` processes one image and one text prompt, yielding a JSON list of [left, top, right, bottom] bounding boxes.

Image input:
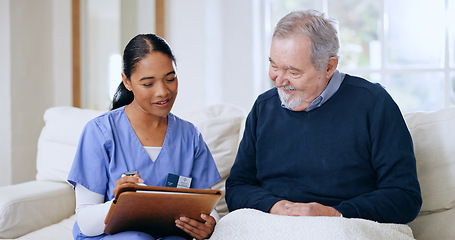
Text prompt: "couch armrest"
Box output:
[[0, 181, 75, 239]]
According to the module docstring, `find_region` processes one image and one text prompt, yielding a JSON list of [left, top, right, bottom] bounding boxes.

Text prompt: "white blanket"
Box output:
[[210, 209, 414, 240]]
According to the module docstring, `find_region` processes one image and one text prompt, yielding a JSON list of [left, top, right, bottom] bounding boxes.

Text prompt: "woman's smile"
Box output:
[[153, 97, 171, 108]]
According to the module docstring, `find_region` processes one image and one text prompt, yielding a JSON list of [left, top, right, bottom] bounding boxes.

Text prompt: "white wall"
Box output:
[[52, 0, 73, 106], [0, 0, 72, 186], [10, 0, 52, 184], [166, 0, 270, 115], [0, 0, 12, 186]]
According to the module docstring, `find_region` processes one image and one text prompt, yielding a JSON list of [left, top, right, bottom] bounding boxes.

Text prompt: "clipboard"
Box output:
[[104, 183, 223, 238]]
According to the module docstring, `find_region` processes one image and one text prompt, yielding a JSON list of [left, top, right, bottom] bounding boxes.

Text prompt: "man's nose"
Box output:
[[274, 70, 289, 87]]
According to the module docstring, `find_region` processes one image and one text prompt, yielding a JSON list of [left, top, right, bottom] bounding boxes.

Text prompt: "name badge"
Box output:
[[166, 173, 192, 189]]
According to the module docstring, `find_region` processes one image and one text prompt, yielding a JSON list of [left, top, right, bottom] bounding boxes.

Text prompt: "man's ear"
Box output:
[[326, 57, 339, 79], [122, 73, 131, 91]]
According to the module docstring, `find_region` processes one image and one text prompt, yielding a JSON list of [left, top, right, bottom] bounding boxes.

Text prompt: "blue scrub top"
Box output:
[[68, 106, 221, 202]]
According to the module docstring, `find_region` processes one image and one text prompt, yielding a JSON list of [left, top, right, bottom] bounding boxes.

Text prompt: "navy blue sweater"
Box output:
[[225, 74, 422, 224]]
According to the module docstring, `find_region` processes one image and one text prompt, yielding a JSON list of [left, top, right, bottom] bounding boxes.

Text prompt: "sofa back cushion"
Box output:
[[36, 105, 245, 217], [404, 106, 455, 214], [36, 107, 105, 182], [180, 104, 246, 217]]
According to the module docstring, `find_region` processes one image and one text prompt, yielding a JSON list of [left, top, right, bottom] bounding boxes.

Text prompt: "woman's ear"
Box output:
[[122, 73, 132, 91]]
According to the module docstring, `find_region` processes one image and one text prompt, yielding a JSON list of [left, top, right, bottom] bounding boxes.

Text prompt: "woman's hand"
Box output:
[[175, 214, 216, 240], [113, 173, 144, 197]]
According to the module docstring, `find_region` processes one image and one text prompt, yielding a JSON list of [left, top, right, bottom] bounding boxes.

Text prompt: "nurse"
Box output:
[[67, 34, 221, 240]]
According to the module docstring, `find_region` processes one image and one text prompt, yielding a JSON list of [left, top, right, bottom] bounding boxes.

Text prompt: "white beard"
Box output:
[[277, 86, 303, 110]]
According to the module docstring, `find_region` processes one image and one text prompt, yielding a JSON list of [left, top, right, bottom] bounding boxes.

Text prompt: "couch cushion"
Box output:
[[0, 181, 75, 239], [180, 104, 246, 217], [404, 107, 455, 214], [36, 107, 105, 182], [404, 107, 455, 240], [14, 215, 75, 240], [408, 208, 455, 240]]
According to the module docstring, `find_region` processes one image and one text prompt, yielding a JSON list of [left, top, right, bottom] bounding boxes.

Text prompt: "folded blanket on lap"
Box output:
[[209, 209, 414, 240]]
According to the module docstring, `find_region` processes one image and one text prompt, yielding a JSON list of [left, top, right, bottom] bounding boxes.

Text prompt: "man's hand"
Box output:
[[175, 214, 216, 240], [270, 200, 342, 217], [269, 200, 294, 215]]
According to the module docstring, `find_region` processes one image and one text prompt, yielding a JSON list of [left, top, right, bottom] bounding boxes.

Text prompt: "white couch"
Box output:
[[1, 105, 454, 239]]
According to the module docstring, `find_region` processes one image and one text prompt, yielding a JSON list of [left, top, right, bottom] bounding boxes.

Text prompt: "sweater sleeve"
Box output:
[[225, 102, 284, 212], [334, 88, 422, 223]]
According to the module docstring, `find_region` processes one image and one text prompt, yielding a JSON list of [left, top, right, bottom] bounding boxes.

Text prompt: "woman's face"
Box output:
[[123, 52, 178, 118]]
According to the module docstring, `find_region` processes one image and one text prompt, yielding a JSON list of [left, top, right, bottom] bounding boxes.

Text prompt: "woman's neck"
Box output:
[[124, 104, 168, 147]]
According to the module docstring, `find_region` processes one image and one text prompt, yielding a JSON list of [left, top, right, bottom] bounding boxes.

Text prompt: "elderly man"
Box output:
[[225, 9, 421, 224]]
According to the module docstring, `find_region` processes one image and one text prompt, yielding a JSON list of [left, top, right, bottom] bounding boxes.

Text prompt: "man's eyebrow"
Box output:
[[269, 57, 301, 72], [139, 71, 176, 81], [285, 66, 300, 71]]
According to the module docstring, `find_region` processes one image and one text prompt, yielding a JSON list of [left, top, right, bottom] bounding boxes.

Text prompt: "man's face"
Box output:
[[269, 35, 330, 111]]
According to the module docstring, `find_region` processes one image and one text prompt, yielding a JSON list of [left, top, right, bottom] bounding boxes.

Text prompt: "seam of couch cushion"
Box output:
[[0, 181, 76, 239]]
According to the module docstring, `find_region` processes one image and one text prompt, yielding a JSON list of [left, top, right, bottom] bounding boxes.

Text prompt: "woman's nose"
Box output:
[[155, 82, 170, 96]]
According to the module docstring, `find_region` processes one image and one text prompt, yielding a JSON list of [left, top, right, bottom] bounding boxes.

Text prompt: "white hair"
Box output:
[[273, 9, 340, 72]]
